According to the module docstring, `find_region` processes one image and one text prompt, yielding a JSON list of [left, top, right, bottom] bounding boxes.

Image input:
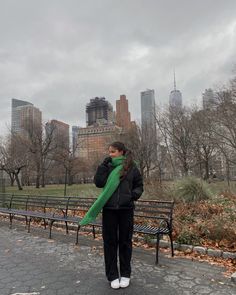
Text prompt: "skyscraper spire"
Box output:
[[169, 69, 183, 109]]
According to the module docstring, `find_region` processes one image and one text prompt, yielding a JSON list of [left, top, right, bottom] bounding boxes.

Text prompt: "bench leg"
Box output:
[[25, 216, 28, 229], [169, 232, 174, 257], [9, 214, 13, 229], [92, 226, 96, 239], [43, 218, 47, 229], [65, 221, 69, 234], [27, 217, 31, 233], [49, 220, 55, 239], [156, 234, 160, 265], [76, 225, 81, 245]]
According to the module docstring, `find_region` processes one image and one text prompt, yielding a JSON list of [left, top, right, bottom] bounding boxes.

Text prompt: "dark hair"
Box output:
[[109, 141, 134, 179]]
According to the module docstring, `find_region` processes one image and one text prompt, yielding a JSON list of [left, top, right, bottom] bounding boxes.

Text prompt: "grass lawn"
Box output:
[[5, 183, 101, 197], [4, 180, 236, 198], [4, 183, 153, 200]]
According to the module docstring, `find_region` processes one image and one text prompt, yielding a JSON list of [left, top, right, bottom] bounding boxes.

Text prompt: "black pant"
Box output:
[[102, 209, 134, 282]]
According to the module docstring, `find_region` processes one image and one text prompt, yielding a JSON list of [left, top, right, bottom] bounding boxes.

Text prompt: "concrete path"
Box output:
[[0, 220, 235, 295]]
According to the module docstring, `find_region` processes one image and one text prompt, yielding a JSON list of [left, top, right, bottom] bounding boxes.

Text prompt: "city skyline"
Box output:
[[4, 81, 231, 136], [0, 1, 236, 135], [9, 92, 148, 134]]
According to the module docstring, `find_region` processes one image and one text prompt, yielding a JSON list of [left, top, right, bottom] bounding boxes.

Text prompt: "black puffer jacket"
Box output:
[[94, 161, 143, 210]]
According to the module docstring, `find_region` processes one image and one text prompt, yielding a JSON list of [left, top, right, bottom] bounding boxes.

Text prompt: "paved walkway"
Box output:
[[0, 220, 235, 295]]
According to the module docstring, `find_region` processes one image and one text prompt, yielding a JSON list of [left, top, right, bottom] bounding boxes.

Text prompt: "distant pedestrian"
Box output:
[[79, 141, 143, 289]]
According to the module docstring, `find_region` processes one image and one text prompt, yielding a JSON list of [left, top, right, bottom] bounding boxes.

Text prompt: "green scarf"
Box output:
[[79, 156, 125, 226]]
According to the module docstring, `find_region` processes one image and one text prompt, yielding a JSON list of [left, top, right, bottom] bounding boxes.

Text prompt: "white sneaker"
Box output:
[[110, 278, 120, 289], [120, 277, 130, 288]]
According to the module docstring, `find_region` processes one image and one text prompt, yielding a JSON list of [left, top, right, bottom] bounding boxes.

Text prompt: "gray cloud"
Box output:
[[0, 0, 236, 135]]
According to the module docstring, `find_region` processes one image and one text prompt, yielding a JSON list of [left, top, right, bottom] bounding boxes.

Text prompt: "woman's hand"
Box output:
[[102, 157, 112, 166]]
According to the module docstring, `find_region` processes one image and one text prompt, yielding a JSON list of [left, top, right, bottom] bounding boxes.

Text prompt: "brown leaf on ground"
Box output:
[[172, 250, 236, 276]]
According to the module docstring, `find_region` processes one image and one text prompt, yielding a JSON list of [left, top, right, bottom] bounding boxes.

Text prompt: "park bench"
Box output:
[[0, 193, 71, 233], [0, 193, 174, 264], [74, 198, 175, 264]]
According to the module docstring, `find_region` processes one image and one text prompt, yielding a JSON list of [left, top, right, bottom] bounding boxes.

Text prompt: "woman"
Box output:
[[94, 141, 143, 289]]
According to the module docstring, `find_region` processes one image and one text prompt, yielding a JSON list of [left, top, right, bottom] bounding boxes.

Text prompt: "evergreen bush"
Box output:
[[172, 177, 212, 203]]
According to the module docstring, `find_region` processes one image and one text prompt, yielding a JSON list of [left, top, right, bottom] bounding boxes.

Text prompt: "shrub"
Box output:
[[172, 177, 212, 203], [178, 213, 196, 223], [176, 230, 201, 245], [204, 216, 236, 244]]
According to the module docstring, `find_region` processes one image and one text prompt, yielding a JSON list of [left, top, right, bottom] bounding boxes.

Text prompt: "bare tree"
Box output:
[[54, 146, 81, 186], [208, 89, 236, 183], [15, 120, 56, 188], [49, 132, 89, 187], [155, 107, 195, 177], [0, 135, 27, 190], [191, 108, 216, 180], [119, 122, 159, 179], [212, 90, 236, 161]]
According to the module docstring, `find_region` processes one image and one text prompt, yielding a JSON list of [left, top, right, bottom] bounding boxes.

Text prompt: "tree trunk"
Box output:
[[204, 160, 209, 180], [10, 174, 15, 186], [15, 173, 23, 190], [226, 159, 230, 187], [36, 164, 40, 188], [41, 158, 45, 187], [68, 170, 73, 186], [146, 164, 150, 178], [64, 168, 67, 196], [183, 160, 189, 176], [41, 169, 45, 187], [158, 166, 162, 185]]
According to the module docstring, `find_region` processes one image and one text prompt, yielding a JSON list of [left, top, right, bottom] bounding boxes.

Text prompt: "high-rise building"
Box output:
[[202, 88, 217, 110], [72, 126, 80, 155], [74, 97, 121, 162], [116, 94, 131, 129], [86, 97, 114, 127], [141, 89, 156, 130], [140, 89, 157, 163], [46, 119, 69, 150], [20, 105, 42, 136], [11, 98, 42, 137], [11, 98, 33, 133], [76, 124, 122, 161], [169, 72, 182, 109]]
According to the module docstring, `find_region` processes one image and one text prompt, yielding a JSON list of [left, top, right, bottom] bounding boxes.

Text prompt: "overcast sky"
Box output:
[[0, 0, 236, 135]]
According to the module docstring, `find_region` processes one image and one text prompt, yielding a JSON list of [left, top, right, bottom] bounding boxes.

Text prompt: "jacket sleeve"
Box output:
[[131, 166, 144, 201], [94, 163, 111, 188]]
